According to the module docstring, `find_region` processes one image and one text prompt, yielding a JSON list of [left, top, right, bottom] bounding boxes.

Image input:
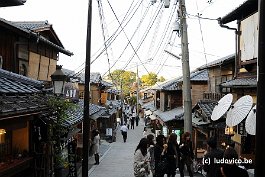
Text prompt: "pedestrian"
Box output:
[[220, 147, 249, 177], [166, 133, 180, 177], [92, 129, 100, 165], [147, 134, 155, 176], [120, 123, 128, 142], [134, 138, 151, 177], [203, 136, 224, 177], [136, 115, 140, 126], [179, 132, 194, 177], [131, 115, 135, 129], [154, 135, 167, 177]]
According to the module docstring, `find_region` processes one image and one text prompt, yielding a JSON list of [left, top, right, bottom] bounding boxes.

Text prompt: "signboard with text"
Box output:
[[68, 142, 77, 177]]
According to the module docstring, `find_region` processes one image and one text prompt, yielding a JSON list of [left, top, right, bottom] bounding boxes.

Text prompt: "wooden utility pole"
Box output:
[[82, 0, 92, 176], [136, 64, 139, 117], [255, 0, 265, 176], [179, 0, 192, 133]]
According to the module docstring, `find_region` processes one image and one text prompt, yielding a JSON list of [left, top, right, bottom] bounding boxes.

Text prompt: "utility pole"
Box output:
[[136, 64, 139, 117], [255, 0, 265, 176], [179, 0, 192, 133], [82, 0, 92, 176]]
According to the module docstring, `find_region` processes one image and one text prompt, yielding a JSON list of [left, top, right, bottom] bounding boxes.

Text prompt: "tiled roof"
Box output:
[[154, 107, 184, 122], [76, 72, 113, 87], [13, 21, 51, 31], [76, 72, 101, 84], [220, 77, 257, 88], [152, 77, 182, 90], [141, 101, 156, 112], [193, 100, 217, 119], [0, 18, 73, 56], [51, 101, 108, 127], [0, 68, 43, 94], [101, 81, 113, 87], [153, 69, 208, 91], [0, 95, 48, 118], [189, 69, 208, 82], [62, 101, 84, 127], [198, 54, 235, 69]]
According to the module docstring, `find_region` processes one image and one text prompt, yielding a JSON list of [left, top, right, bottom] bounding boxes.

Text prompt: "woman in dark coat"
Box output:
[[179, 132, 194, 177], [166, 133, 180, 177], [154, 135, 167, 177]]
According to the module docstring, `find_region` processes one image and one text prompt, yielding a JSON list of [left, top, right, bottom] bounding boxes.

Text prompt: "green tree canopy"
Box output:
[[141, 72, 158, 86], [108, 69, 136, 96], [158, 76, 166, 82]]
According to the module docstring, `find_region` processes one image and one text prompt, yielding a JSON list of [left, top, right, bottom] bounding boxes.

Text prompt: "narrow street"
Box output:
[[88, 119, 145, 177], [87, 118, 205, 177]]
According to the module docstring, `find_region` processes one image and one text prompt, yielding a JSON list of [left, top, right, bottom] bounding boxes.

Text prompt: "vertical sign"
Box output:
[[68, 142, 77, 177]]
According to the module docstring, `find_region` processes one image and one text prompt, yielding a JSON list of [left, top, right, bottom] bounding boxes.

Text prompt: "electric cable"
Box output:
[[196, 0, 208, 66]]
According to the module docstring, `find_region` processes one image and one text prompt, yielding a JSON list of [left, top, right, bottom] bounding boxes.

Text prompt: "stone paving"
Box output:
[[83, 119, 205, 177]]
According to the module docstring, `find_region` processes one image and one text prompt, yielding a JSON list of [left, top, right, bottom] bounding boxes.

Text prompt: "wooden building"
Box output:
[[0, 19, 72, 81], [219, 0, 257, 167]]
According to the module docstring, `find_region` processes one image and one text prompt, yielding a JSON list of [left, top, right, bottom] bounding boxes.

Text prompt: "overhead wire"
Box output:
[[97, 0, 117, 88], [105, 0, 164, 81], [69, 0, 140, 78], [145, 2, 164, 60], [91, 0, 143, 64], [102, 1, 152, 77], [151, 1, 178, 64], [196, 0, 208, 66]]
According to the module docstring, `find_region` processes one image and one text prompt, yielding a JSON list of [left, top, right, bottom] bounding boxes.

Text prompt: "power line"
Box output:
[[105, 0, 164, 81], [196, 0, 208, 66], [102, 1, 152, 77], [70, 0, 141, 78], [91, 0, 143, 64]]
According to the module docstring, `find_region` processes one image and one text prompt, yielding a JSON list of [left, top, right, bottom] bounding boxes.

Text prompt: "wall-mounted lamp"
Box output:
[[50, 65, 68, 96]]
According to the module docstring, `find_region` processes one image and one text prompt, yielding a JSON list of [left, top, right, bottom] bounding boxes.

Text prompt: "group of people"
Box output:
[[123, 105, 140, 130], [203, 137, 249, 177], [133, 132, 194, 177], [134, 132, 249, 177], [120, 105, 140, 143]]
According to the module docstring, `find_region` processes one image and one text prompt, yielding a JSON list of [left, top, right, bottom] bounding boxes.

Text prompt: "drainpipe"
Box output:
[[218, 18, 239, 79]]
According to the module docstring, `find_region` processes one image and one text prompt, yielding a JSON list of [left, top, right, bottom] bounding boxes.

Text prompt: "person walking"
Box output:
[[166, 133, 180, 177], [131, 115, 135, 129], [179, 132, 194, 177], [220, 147, 249, 177], [92, 130, 100, 165], [136, 115, 140, 126], [134, 138, 151, 177], [203, 136, 224, 177], [120, 123, 128, 142], [147, 134, 155, 176], [154, 135, 167, 177]]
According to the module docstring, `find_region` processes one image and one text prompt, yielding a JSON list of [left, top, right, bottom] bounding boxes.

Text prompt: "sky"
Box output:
[[0, 0, 245, 80]]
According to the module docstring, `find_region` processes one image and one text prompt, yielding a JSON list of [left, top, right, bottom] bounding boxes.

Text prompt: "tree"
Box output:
[[107, 69, 136, 96], [141, 72, 158, 86], [158, 76, 166, 82]]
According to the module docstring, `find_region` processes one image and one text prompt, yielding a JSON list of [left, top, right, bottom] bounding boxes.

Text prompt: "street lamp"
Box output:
[[51, 65, 68, 96]]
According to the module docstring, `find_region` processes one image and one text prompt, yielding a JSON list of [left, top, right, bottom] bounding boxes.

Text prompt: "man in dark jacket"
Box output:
[[221, 147, 249, 177], [203, 136, 224, 177]]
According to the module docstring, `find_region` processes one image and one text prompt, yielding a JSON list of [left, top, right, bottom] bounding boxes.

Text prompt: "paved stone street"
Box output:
[[86, 119, 205, 177]]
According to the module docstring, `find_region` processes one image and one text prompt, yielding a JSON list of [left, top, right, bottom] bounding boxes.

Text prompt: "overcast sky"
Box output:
[[0, 0, 245, 80]]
